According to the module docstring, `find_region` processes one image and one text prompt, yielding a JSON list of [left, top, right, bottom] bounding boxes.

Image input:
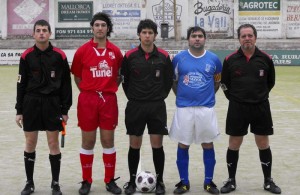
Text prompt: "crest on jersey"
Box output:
[[109, 52, 115, 59], [259, 69, 264, 76], [205, 64, 211, 72], [51, 71, 55, 78]]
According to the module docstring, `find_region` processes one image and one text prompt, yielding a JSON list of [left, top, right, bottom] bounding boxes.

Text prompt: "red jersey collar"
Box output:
[[89, 38, 114, 49]]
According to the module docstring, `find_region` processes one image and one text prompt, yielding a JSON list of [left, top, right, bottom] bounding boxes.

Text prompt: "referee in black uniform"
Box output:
[[219, 24, 281, 194], [15, 20, 72, 195], [121, 19, 173, 195]]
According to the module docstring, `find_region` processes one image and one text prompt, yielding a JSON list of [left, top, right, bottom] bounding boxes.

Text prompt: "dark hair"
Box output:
[[187, 26, 206, 39], [237, 24, 257, 39], [90, 12, 113, 37], [137, 19, 158, 34], [34, 19, 51, 33]]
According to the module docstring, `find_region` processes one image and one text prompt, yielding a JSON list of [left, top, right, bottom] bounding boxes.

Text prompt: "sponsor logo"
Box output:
[[261, 161, 271, 166], [183, 72, 205, 88], [90, 60, 112, 78]]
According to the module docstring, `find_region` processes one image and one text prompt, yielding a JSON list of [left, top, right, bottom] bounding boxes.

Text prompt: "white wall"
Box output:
[[0, 0, 300, 39]]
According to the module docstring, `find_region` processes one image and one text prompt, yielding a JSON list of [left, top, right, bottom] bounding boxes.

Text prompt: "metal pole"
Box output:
[[173, 0, 177, 40], [163, 0, 165, 23]]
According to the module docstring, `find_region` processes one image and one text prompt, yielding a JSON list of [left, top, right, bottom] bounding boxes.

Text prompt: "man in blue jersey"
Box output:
[[169, 26, 222, 194]]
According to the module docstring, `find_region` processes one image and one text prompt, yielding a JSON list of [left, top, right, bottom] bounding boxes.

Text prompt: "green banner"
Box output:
[[211, 50, 300, 66], [239, 0, 280, 11], [58, 1, 93, 22]]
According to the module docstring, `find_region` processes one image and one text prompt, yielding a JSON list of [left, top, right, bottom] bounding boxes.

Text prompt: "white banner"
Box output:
[[189, 0, 234, 38], [286, 0, 300, 38], [238, 0, 282, 38], [97, 0, 146, 39]]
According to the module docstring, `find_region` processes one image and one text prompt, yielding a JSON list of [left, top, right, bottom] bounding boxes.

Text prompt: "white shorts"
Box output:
[[169, 106, 220, 145]]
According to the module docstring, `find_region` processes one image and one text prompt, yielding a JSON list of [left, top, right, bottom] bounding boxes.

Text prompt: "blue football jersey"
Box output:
[[172, 50, 222, 107]]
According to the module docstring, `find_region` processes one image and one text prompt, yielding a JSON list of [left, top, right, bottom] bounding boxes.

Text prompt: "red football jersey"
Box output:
[[71, 39, 123, 92]]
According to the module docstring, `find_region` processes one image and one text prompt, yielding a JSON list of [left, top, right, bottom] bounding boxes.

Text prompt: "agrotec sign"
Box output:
[[239, 0, 280, 11]]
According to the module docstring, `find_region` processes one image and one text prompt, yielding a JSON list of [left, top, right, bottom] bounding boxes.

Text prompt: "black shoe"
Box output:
[[78, 181, 91, 195], [155, 181, 165, 195], [264, 178, 281, 194], [106, 177, 122, 194], [204, 181, 219, 194], [220, 178, 236, 194], [21, 181, 35, 195], [123, 182, 136, 195], [51, 181, 62, 195], [173, 181, 190, 194]]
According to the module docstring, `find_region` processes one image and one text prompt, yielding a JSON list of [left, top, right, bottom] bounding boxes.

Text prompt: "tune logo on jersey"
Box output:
[[90, 60, 112, 78]]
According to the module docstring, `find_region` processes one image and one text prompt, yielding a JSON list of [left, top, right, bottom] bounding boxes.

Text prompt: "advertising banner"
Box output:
[[58, 1, 93, 22], [145, 0, 187, 39], [7, 0, 49, 37], [55, 28, 93, 39], [0, 16, 2, 38], [54, 1, 93, 39], [286, 0, 300, 38], [2, 49, 300, 66], [238, 0, 282, 38], [190, 0, 234, 38], [100, 0, 146, 39]]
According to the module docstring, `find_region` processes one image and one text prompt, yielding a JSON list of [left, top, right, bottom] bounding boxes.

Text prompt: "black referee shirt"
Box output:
[[221, 47, 275, 104], [16, 42, 72, 115], [121, 44, 173, 101]]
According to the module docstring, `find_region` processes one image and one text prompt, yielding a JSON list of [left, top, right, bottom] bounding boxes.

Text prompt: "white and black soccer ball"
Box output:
[[135, 171, 157, 193]]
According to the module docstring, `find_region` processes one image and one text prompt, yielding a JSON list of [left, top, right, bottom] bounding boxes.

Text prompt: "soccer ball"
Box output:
[[135, 171, 157, 193]]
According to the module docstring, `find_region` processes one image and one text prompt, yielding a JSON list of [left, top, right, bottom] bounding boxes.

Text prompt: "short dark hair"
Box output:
[[90, 12, 113, 37], [237, 24, 257, 39], [34, 19, 51, 33], [187, 26, 206, 39], [137, 19, 158, 34]]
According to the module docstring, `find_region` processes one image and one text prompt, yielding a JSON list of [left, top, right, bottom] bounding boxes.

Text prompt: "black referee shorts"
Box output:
[[125, 100, 169, 136], [226, 100, 274, 136], [22, 94, 64, 132]]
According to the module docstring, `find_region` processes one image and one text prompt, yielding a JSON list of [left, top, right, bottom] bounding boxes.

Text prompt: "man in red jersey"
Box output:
[[71, 12, 123, 195], [16, 19, 72, 195]]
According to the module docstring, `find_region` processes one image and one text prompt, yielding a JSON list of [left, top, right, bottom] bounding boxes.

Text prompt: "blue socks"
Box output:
[[203, 148, 216, 184], [176, 146, 189, 185]]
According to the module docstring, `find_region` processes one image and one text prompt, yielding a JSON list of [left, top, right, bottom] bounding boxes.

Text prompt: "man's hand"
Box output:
[[62, 115, 69, 125], [16, 114, 23, 128]]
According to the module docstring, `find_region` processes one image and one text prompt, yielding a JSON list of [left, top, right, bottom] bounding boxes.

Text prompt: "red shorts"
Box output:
[[77, 91, 118, 131]]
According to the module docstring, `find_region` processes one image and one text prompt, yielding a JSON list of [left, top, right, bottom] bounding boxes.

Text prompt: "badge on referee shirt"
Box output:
[[51, 71, 55, 78], [17, 74, 21, 83], [259, 69, 264, 76], [156, 70, 160, 77]]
